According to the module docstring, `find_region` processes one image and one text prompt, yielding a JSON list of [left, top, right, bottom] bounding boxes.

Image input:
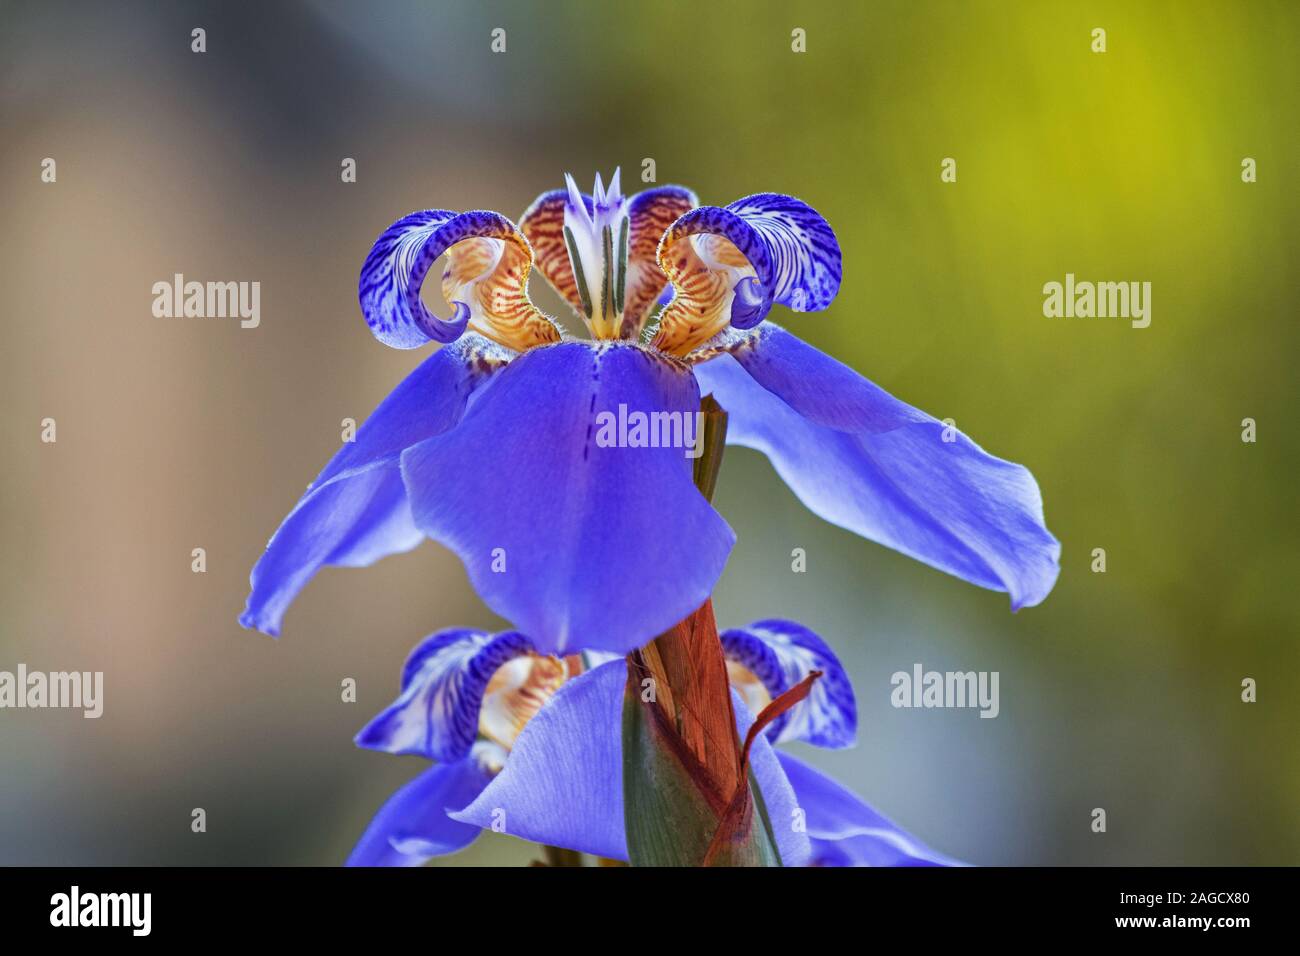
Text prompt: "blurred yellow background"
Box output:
[[1, 0, 1296, 864]]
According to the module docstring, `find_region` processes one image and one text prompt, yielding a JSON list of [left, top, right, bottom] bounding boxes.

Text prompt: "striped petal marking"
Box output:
[[652, 193, 843, 356], [719, 618, 857, 749], [618, 185, 698, 339], [354, 628, 553, 762], [521, 175, 698, 342], [359, 209, 560, 352], [477, 654, 569, 751], [519, 188, 589, 320]]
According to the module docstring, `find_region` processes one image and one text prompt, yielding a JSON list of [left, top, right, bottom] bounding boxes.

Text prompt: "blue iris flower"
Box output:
[[346, 619, 958, 867], [239, 171, 1060, 655]]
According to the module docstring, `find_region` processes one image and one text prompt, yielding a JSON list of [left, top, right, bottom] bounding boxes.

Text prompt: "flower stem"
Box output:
[[639, 395, 735, 784], [621, 394, 778, 865], [692, 394, 728, 504]]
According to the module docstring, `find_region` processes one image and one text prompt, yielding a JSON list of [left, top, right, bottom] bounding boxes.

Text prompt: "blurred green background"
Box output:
[[2, 0, 1296, 865]]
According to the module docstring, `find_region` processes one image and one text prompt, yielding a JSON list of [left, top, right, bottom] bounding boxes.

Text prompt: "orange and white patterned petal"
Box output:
[[650, 194, 843, 357], [360, 209, 560, 353], [619, 185, 698, 339], [652, 227, 757, 356], [478, 654, 569, 751], [519, 189, 587, 319], [439, 222, 561, 352]]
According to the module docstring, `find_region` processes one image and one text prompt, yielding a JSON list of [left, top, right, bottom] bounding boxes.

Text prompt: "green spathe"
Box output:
[[621, 673, 781, 867]]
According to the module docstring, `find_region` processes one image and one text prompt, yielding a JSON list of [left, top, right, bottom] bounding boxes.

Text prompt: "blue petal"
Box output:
[[355, 628, 534, 761], [720, 619, 857, 748], [449, 659, 812, 866], [450, 658, 629, 860], [725, 193, 843, 314], [241, 467, 423, 638], [693, 325, 1061, 609], [399, 341, 736, 655], [777, 752, 961, 867], [239, 336, 509, 636], [345, 757, 492, 867]]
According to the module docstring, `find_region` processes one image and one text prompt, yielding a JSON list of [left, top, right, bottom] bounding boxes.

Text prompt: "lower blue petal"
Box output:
[[345, 758, 492, 867], [400, 342, 735, 656], [777, 752, 960, 867], [449, 659, 812, 866], [240, 336, 508, 636], [693, 325, 1060, 609], [451, 659, 628, 859]]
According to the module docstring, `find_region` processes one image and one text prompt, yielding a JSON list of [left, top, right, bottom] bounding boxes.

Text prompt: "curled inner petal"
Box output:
[[441, 231, 560, 351], [651, 194, 842, 356], [620, 185, 698, 339], [653, 225, 759, 355], [360, 209, 560, 352], [519, 189, 589, 320], [720, 619, 857, 748], [355, 628, 536, 762]]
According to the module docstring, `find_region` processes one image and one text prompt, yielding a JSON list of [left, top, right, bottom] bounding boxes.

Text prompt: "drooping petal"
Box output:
[[354, 628, 535, 762], [619, 186, 698, 338], [239, 335, 510, 637], [720, 619, 857, 748], [692, 325, 1060, 610], [652, 193, 842, 355], [399, 341, 735, 655], [359, 208, 560, 351], [777, 752, 961, 867], [449, 659, 812, 866], [345, 754, 495, 867], [240, 467, 423, 638]]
